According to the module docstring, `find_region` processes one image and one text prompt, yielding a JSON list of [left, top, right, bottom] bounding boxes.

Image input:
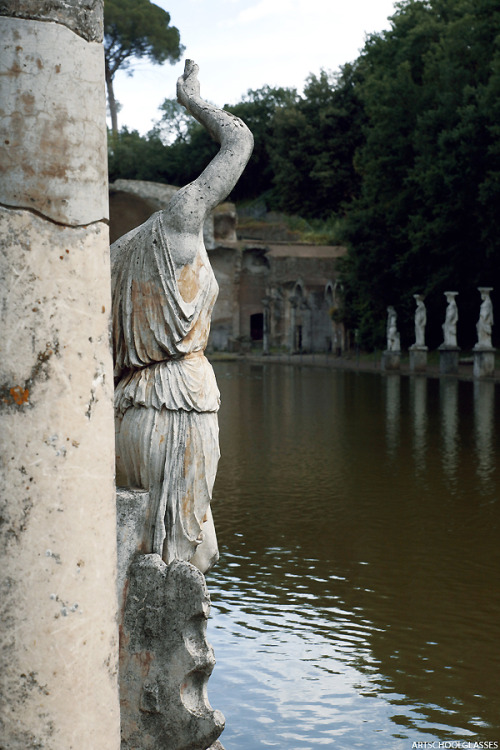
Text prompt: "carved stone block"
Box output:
[[439, 346, 460, 375], [381, 350, 400, 371], [409, 347, 428, 373], [473, 349, 496, 379], [119, 553, 225, 750]]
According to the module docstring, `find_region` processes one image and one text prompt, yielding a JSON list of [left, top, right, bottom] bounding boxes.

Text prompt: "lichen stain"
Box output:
[[132, 650, 153, 679], [20, 92, 35, 115], [177, 256, 202, 303], [10, 386, 29, 405]]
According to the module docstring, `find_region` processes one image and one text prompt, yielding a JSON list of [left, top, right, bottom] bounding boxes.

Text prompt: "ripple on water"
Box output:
[[206, 363, 500, 748]]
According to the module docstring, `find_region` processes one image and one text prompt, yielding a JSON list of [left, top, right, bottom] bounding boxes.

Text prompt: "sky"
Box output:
[[111, 0, 399, 134]]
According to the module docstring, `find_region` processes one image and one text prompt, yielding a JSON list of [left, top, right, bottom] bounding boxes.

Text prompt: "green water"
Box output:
[[206, 362, 500, 750]]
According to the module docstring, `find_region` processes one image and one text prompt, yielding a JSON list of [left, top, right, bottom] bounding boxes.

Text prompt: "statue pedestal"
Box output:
[[439, 346, 460, 375], [116, 488, 225, 750], [382, 350, 400, 371], [473, 347, 496, 379], [409, 346, 428, 373]]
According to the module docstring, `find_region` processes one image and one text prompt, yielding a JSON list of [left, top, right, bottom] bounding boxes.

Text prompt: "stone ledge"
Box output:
[[0, 0, 104, 42]]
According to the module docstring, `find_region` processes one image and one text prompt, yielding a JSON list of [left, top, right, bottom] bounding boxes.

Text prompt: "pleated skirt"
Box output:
[[115, 404, 220, 565]]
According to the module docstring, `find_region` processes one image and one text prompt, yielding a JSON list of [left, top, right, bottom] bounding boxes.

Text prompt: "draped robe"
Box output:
[[112, 211, 220, 565]]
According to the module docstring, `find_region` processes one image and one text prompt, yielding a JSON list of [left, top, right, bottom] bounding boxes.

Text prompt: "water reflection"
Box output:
[[441, 378, 459, 484], [474, 381, 495, 491], [207, 362, 500, 750], [385, 374, 401, 461], [411, 376, 427, 476]]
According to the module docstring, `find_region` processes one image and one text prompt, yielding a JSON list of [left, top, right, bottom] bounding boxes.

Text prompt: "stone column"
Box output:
[[0, 3, 120, 748]]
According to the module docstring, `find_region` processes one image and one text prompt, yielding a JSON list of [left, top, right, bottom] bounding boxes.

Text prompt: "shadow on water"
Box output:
[[206, 362, 500, 749]]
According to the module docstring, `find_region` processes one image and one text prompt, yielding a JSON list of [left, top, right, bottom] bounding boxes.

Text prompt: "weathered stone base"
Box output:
[[119, 555, 225, 750], [473, 348, 496, 379], [409, 347, 428, 373], [116, 487, 152, 603], [439, 347, 460, 375], [382, 350, 400, 371], [117, 489, 225, 750]]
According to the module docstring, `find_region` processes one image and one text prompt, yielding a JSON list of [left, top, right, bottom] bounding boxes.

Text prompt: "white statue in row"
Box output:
[[112, 61, 253, 574], [389, 288, 494, 351], [413, 294, 427, 348], [442, 291, 459, 348], [474, 287, 494, 350], [386, 306, 400, 351]]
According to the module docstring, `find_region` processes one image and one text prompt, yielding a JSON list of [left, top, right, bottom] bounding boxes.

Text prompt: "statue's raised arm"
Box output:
[[166, 59, 254, 241], [112, 61, 253, 575]]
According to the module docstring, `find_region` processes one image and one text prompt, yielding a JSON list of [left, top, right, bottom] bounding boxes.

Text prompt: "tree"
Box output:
[[155, 98, 194, 144], [104, 0, 184, 134], [270, 65, 365, 218], [225, 85, 298, 201], [339, 0, 500, 349], [151, 84, 298, 201]]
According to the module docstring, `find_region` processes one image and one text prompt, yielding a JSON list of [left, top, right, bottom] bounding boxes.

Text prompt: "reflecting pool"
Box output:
[[206, 362, 500, 750]]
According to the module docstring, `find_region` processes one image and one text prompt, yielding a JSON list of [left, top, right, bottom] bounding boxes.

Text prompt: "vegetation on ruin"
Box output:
[[108, 0, 500, 349]]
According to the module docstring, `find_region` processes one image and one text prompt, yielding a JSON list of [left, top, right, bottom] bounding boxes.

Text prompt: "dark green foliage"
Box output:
[[339, 0, 500, 349], [225, 86, 299, 201], [108, 128, 165, 182], [104, 0, 183, 73], [269, 65, 365, 218]]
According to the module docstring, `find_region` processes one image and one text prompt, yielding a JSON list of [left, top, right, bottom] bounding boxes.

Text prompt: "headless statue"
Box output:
[[475, 288, 493, 349], [442, 292, 458, 348], [386, 306, 400, 352], [112, 61, 253, 573], [413, 294, 426, 348]]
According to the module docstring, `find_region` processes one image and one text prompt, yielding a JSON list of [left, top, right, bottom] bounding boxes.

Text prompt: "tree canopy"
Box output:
[[104, 0, 183, 133], [338, 0, 500, 349]]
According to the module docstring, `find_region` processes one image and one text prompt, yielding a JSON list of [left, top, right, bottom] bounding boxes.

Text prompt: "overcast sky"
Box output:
[[111, 0, 398, 134]]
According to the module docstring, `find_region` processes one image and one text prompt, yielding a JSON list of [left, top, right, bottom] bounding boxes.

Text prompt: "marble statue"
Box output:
[[474, 287, 493, 349], [413, 294, 426, 348], [442, 291, 458, 348], [386, 306, 400, 352], [111, 60, 253, 574]]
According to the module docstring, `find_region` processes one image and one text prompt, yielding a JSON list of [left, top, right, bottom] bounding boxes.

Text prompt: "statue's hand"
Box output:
[[177, 59, 201, 110]]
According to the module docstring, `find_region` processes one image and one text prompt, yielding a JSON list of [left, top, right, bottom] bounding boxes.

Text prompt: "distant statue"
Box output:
[[442, 292, 458, 348], [386, 306, 400, 352], [412, 294, 427, 348], [112, 61, 253, 573], [475, 287, 494, 349]]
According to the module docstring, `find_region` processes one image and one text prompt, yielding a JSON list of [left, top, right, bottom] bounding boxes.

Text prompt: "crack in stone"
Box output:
[[0, 201, 109, 230]]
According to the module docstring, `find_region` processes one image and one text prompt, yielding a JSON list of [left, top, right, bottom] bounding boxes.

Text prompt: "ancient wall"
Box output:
[[209, 245, 344, 351], [0, 3, 120, 747], [209, 246, 241, 350]]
